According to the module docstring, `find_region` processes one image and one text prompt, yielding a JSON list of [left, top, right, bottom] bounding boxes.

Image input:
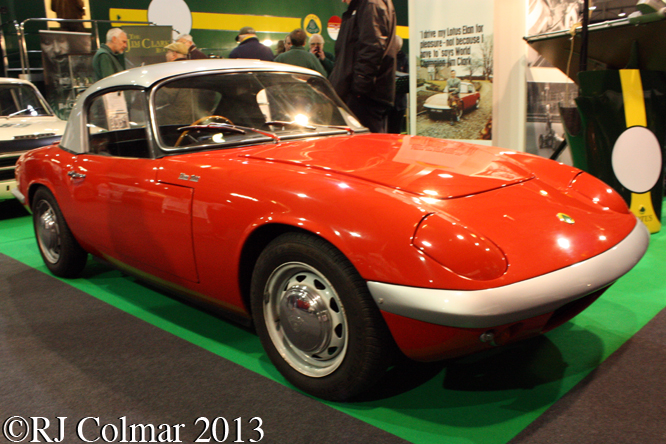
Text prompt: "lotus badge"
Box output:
[[557, 213, 575, 224]]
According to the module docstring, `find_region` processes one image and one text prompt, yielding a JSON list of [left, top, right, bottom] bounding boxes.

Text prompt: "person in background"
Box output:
[[329, 0, 398, 133], [176, 34, 207, 59], [284, 34, 292, 52], [164, 42, 188, 62], [276, 40, 286, 55], [51, 0, 85, 32], [92, 28, 128, 82], [228, 26, 274, 61], [446, 69, 463, 125], [387, 35, 407, 134], [274, 29, 326, 77], [308, 34, 335, 76]]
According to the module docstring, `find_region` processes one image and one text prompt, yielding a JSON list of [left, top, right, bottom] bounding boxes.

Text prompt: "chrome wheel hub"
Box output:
[[36, 201, 60, 264], [264, 262, 348, 378], [279, 285, 332, 354]]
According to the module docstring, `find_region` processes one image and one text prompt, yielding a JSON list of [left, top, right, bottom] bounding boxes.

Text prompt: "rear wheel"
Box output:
[[251, 232, 393, 401], [32, 187, 87, 278]]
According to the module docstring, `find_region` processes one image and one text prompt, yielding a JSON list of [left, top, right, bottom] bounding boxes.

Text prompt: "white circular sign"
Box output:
[[611, 126, 662, 193]]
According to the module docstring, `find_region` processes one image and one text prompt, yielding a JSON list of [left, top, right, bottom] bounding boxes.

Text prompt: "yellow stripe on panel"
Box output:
[[109, 8, 149, 25], [191, 13, 300, 33], [107, 9, 409, 39], [619, 69, 647, 127]]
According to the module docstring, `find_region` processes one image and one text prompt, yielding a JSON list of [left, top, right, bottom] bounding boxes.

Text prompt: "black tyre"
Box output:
[[32, 187, 87, 278], [251, 232, 393, 401]]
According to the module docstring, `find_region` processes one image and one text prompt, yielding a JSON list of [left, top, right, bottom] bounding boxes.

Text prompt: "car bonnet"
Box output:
[[244, 134, 534, 199]]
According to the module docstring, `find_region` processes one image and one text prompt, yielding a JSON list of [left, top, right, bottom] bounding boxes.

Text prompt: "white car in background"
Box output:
[[0, 77, 66, 200]]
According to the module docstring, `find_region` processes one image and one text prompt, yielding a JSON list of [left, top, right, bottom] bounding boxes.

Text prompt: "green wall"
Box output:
[[0, 0, 407, 59]]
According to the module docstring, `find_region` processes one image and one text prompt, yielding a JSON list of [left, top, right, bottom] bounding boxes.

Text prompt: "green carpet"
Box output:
[[1, 208, 664, 444]]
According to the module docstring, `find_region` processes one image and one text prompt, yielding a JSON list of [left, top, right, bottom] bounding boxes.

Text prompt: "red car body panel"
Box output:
[[20, 133, 635, 292]]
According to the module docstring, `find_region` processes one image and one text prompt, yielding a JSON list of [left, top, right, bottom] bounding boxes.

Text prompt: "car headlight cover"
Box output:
[[570, 172, 629, 214], [413, 213, 507, 281]]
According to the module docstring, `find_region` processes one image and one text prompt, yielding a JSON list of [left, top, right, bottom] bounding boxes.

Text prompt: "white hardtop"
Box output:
[[82, 59, 322, 98], [0, 77, 43, 87], [61, 59, 323, 152]]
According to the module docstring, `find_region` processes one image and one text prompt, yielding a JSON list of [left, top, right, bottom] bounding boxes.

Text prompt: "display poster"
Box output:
[[410, 0, 494, 142], [525, 0, 582, 163], [102, 91, 130, 131], [122, 26, 173, 68], [40, 30, 93, 120]]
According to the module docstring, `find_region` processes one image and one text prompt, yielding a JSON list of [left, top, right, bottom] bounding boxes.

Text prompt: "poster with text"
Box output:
[[123, 26, 173, 68], [410, 0, 493, 142]]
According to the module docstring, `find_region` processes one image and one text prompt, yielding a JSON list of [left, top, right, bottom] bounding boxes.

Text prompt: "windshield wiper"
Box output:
[[177, 122, 247, 134], [266, 120, 355, 134], [8, 108, 34, 117], [265, 120, 316, 130], [311, 123, 355, 134], [177, 122, 282, 142]]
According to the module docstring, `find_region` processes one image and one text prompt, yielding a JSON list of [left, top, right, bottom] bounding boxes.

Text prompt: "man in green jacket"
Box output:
[[274, 29, 326, 77], [93, 28, 128, 82]]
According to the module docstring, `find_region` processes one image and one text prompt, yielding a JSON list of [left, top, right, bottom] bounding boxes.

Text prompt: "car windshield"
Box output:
[[152, 71, 365, 149], [0, 84, 52, 117]]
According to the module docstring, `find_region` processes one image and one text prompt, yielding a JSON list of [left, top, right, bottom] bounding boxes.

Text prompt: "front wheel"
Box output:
[[32, 187, 87, 278], [251, 232, 394, 401]]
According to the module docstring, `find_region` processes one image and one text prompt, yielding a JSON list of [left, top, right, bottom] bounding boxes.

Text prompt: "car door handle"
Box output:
[[67, 171, 86, 179]]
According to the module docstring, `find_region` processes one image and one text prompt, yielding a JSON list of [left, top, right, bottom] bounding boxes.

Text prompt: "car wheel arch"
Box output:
[[27, 182, 57, 210], [238, 223, 352, 318]]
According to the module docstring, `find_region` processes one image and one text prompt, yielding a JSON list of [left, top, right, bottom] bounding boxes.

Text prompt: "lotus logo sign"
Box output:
[[557, 213, 575, 224], [303, 14, 322, 36]]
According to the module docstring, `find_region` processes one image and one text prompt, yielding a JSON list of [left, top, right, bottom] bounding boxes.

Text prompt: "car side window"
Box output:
[[87, 89, 151, 158]]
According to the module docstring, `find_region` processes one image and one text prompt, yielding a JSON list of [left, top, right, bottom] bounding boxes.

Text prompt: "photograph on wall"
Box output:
[[40, 30, 93, 120], [525, 80, 577, 164], [527, 0, 583, 67], [410, 0, 493, 141], [525, 0, 582, 165]]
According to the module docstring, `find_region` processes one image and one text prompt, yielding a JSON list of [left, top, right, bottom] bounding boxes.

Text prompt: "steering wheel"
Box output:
[[175, 115, 234, 147]]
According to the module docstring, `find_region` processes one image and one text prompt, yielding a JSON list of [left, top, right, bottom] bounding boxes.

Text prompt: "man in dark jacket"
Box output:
[[329, 0, 397, 133], [228, 27, 274, 61]]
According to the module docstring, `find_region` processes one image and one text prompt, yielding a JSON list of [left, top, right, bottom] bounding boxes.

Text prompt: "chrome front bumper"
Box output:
[[368, 220, 650, 328]]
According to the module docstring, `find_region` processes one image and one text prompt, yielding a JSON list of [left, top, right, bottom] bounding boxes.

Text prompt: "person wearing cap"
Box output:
[[176, 34, 207, 59], [92, 28, 128, 82], [164, 42, 189, 62], [308, 34, 335, 75], [228, 26, 274, 61], [274, 29, 326, 77]]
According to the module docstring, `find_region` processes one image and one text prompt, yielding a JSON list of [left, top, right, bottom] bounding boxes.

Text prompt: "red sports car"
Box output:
[[12, 60, 649, 401], [423, 81, 481, 120]]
